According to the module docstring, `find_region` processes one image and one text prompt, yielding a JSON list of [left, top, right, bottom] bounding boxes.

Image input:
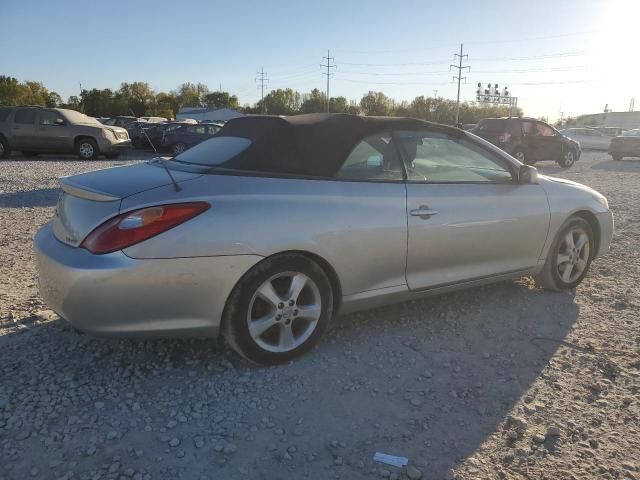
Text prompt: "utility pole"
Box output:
[[255, 67, 268, 114], [450, 43, 470, 125], [321, 50, 337, 113]]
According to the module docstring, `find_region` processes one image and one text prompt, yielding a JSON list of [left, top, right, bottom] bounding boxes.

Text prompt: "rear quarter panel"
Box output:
[[121, 174, 409, 296]]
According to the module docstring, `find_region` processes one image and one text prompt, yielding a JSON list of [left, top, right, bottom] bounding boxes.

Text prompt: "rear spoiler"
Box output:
[[59, 177, 120, 202]]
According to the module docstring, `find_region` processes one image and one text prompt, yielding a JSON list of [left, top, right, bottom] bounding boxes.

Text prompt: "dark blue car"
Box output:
[[160, 123, 222, 155]]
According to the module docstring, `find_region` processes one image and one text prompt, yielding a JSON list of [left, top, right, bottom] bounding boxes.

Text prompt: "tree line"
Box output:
[[0, 75, 520, 125]]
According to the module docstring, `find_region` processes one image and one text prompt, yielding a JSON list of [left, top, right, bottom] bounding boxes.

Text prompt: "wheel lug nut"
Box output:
[[276, 314, 282, 320], [278, 303, 284, 309], [293, 310, 298, 315], [289, 299, 295, 306]]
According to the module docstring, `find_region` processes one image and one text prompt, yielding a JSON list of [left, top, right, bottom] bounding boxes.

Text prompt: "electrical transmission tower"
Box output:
[[450, 43, 470, 125], [321, 50, 337, 113], [255, 67, 269, 114]]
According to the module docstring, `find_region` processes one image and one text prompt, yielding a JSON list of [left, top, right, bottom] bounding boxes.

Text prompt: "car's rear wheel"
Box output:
[[558, 149, 576, 168], [535, 217, 594, 291], [223, 254, 333, 365], [611, 154, 623, 161], [171, 142, 186, 156], [0, 137, 11, 159], [76, 139, 99, 160]]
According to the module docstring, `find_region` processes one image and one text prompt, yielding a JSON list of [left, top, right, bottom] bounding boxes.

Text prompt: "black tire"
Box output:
[[222, 253, 334, 365], [611, 154, 622, 161], [0, 137, 11, 159], [171, 142, 187, 156], [21, 151, 38, 157], [513, 148, 532, 165], [558, 148, 577, 168], [535, 217, 595, 291], [75, 138, 99, 160], [104, 153, 120, 159]]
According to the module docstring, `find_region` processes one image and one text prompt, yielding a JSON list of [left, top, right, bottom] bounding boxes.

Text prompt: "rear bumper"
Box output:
[[34, 222, 262, 337], [595, 210, 614, 258]]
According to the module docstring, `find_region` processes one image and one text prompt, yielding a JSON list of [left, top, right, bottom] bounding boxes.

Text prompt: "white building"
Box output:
[[176, 107, 244, 123], [576, 111, 640, 130]]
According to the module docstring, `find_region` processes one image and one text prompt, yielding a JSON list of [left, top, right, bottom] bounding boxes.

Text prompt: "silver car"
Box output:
[[34, 114, 614, 364], [560, 128, 611, 151]]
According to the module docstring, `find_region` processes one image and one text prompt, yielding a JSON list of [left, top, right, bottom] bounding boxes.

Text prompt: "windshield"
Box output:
[[173, 136, 252, 166], [61, 110, 102, 125]]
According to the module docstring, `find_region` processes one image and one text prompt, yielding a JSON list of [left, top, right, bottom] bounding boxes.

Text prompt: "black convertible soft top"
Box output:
[[214, 113, 460, 177]]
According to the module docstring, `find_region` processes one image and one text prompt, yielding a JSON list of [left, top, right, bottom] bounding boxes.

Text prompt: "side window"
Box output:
[[395, 130, 513, 183], [40, 110, 65, 125], [188, 125, 206, 134], [522, 121, 536, 136], [0, 108, 12, 123], [14, 108, 36, 124], [335, 133, 403, 181], [536, 123, 555, 137]]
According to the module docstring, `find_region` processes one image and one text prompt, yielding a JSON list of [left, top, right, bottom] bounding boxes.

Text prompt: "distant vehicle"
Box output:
[[160, 123, 222, 155], [560, 128, 610, 151], [138, 122, 193, 149], [0, 106, 131, 159], [34, 114, 613, 364], [608, 129, 640, 161], [461, 124, 476, 131], [592, 126, 627, 137], [472, 117, 581, 168], [139, 116, 168, 123], [125, 121, 152, 148], [102, 116, 137, 127]]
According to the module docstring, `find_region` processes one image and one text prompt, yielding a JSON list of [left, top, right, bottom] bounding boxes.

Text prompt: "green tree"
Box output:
[[173, 82, 209, 109], [204, 91, 239, 110], [0, 76, 26, 106], [301, 88, 326, 113], [46, 91, 63, 108], [329, 96, 350, 113], [80, 88, 115, 116], [64, 95, 81, 111], [263, 88, 301, 115], [359, 91, 393, 116]]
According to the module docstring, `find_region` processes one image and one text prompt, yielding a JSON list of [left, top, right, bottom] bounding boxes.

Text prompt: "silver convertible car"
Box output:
[[35, 114, 613, 364]]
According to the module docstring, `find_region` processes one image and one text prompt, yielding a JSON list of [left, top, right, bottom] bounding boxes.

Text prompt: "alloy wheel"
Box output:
[[79, 142, 94, 159], [556, 227, 590, 283], [564, 151, 575, 166], [246, 272, 322, 353], [515, 151, 525, 162]]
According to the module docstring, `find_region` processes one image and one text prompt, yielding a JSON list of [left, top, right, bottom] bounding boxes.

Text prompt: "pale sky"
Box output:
[[1, 0, 638, 121]]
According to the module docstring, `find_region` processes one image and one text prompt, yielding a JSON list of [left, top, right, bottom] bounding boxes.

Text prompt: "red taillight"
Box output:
[[80, 202, 210, 254]]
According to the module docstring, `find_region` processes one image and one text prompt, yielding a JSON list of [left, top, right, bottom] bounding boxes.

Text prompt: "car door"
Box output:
[[36, 109, 70, 151], [529, 122, 564, 160], [395, 129, 550, 290], [10, 108, 38, 149]]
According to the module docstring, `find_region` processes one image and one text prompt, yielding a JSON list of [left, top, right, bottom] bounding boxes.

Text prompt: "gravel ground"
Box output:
[[0, 151, 638, 480]]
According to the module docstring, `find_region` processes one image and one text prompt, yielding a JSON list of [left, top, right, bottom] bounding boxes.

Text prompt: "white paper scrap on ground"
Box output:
[[373, 452, 409, 468]]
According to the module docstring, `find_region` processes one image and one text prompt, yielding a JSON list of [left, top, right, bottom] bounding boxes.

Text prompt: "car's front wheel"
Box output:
[[512, 148, 528, 164], [223, 254, 333, 365], [76, 139, 99, 160], [558, 149, 576, 168], [535, 216, 594, 291]]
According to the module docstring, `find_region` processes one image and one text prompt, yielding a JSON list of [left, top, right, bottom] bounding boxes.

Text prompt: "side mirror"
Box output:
[[54, 118, 65, 126], [518, 164, 538, 184]]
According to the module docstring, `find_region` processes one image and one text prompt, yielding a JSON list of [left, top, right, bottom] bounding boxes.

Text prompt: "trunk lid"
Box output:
[[52, 162, 201, 247]]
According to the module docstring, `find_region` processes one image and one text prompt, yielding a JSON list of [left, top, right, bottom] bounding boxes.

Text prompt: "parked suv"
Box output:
[[471, 117, 581, 168], [0, 107, 131, 160]]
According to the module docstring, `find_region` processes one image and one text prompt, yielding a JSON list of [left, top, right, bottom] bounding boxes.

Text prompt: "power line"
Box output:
[[473, 50, 589, 62], [321, 50, 337, 113], [451, 43, 470, 125], [255, 67, 268, 114]]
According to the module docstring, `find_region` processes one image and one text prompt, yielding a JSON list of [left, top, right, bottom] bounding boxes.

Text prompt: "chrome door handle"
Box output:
[[410, 207, 438, 218]]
